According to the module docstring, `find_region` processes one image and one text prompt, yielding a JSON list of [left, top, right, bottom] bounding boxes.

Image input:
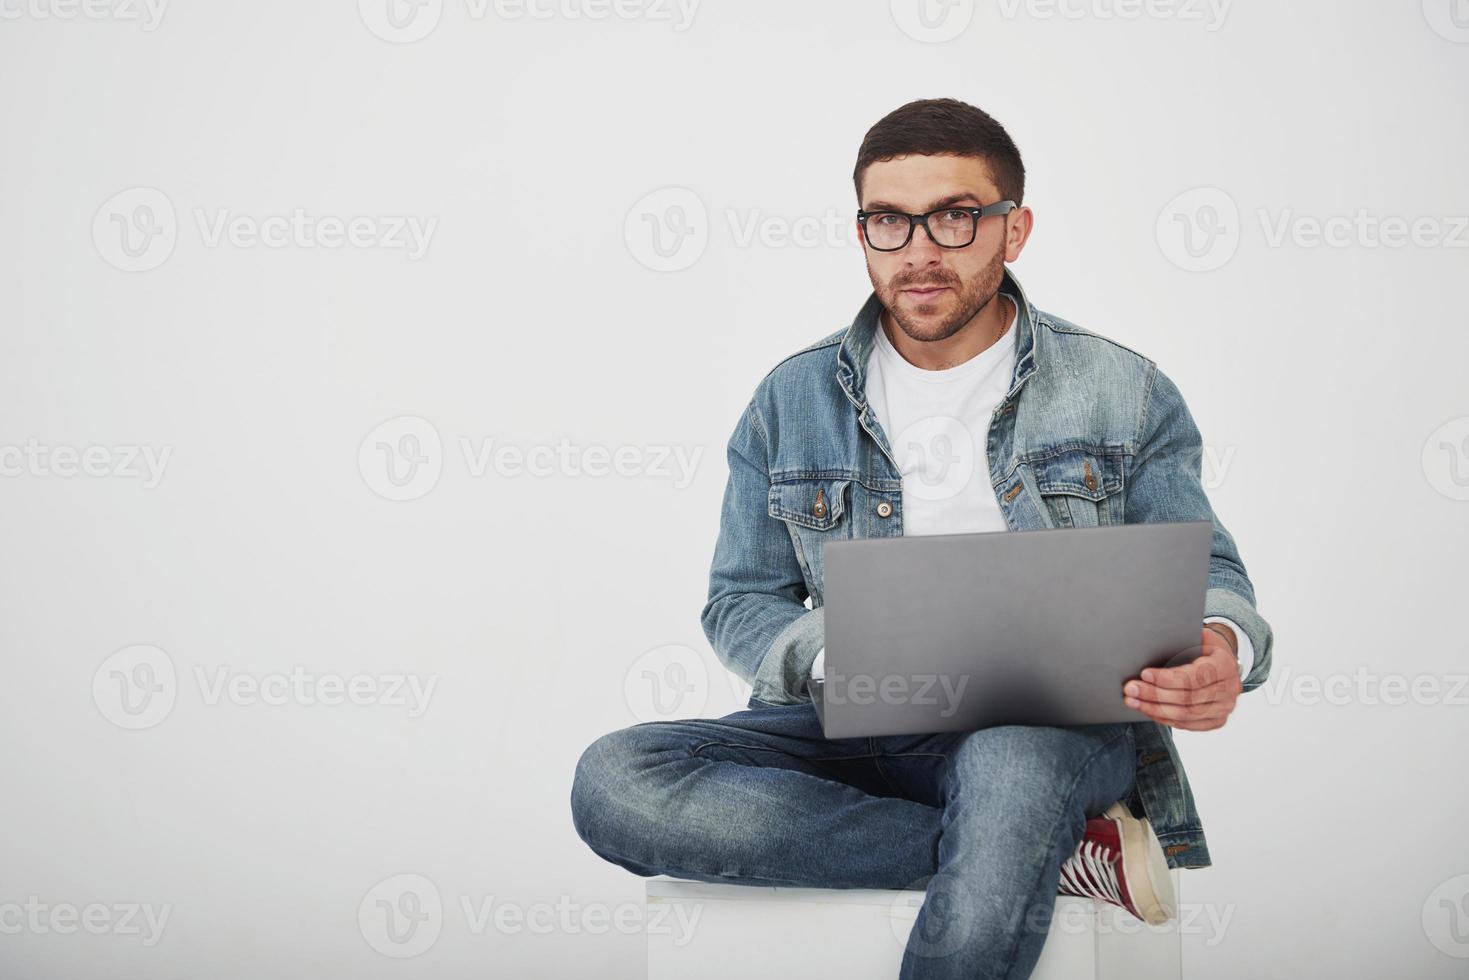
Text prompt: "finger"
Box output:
[[1167, 706, 1234, 731], [1128, 698, 1232, 726], [1141, 657, 1225, 691], [1134, 701, 1235, 729], [1140, 706, 1231, 731], [1123, 678, 1228, 707], [1165, 714, 1231, 732]]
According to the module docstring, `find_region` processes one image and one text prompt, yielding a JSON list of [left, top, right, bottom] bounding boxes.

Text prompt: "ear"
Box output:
[[1004, 206, 1035, 264]]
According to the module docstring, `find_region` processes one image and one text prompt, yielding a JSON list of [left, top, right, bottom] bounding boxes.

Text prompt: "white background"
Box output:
[[2, 0, 1467, 977]]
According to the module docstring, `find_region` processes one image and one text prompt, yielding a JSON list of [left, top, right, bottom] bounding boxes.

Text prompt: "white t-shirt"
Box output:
[[865, 294, 1019, 538], [806, 294, 1253, 682]]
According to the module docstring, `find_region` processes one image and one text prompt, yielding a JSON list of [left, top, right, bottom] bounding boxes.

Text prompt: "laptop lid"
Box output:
[[818, 520, 1212, 738]]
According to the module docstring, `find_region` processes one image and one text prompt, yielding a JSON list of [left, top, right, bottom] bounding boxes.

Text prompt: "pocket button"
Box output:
[[876, 501, 893, 518]]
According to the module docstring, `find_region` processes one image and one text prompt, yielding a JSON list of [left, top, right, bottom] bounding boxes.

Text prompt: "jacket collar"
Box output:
[[836, 265, 1039, 410]]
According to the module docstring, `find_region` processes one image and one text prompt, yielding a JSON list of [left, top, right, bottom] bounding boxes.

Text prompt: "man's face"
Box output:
[[857, 153, 1030, 343]]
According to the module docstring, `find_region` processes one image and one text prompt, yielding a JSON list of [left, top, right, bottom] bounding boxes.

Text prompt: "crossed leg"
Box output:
[[570, 701, 1136, 980]]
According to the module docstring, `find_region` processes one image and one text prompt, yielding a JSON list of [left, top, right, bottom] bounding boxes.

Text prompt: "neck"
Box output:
[[882, 293, 1013, 372]]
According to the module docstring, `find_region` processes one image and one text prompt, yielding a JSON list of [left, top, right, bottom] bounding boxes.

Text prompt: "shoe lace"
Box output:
[[1058, 840, 1123, 908]]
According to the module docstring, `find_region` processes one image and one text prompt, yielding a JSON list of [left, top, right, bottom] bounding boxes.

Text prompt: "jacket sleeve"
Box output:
[[1123, 363, 1274, 692], [699, 396, 826, 704]]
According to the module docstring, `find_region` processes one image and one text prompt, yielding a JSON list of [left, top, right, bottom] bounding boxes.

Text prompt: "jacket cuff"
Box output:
[[1203, 587, 1272, 692], [751, 607, 825, 705]]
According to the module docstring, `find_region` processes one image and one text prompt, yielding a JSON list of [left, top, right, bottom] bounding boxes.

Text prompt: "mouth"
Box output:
[[901, 285, 949, 302]]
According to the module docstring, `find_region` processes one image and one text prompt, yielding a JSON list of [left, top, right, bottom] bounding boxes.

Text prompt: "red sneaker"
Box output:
[[1057, 802, 1177, 925]]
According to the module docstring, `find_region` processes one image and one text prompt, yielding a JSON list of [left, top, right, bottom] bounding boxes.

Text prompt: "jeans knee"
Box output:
[[570, 726, 656, 850], [947, 724, 1134, 812], [570, 730, 619, 844]]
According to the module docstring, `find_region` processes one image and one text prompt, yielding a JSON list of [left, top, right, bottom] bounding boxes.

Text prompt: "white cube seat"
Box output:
[[646, 874, 1183, 980]]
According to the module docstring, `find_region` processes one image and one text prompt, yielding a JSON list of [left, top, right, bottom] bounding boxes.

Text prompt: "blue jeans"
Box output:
[[570, 701, 1136, 980]]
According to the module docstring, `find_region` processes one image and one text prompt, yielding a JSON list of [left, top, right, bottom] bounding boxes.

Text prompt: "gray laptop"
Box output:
[[807, 520, 1212, 738]]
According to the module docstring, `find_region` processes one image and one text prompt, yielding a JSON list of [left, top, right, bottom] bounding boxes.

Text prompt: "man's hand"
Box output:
[[1123, 627, 1242, 731]]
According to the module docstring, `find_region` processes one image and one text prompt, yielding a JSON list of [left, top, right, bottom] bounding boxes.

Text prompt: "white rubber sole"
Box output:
[[1103, 802, 1177, 925]]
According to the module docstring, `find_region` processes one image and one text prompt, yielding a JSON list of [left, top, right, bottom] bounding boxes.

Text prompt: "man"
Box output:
[[571, 98, 1273, 979]]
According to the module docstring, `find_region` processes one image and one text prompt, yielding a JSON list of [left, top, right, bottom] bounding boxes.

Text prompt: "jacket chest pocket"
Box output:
[[1029, 449, 1125, 528], [767, 477, 852, 603]]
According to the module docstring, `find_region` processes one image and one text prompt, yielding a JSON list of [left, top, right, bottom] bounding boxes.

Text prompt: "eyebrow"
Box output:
[[862, 192, 986, 213]]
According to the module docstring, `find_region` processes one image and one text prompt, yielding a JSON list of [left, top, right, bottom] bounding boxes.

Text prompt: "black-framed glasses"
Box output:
[[856, 201, 1018, 251]]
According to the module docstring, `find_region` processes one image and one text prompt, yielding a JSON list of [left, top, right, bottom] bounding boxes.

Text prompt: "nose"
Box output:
[[902, 225, 944, 265]]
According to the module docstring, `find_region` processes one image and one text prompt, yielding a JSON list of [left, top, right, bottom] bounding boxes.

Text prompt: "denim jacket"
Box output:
[[699, 266, 1274, 869]]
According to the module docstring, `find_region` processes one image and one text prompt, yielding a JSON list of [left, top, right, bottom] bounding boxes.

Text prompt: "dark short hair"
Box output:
[[853, 98, 1026, 206]]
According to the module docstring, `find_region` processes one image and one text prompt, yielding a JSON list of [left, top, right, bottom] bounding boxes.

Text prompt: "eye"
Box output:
[[940, 209, 970, 223], [874, 213, 902, 227]]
